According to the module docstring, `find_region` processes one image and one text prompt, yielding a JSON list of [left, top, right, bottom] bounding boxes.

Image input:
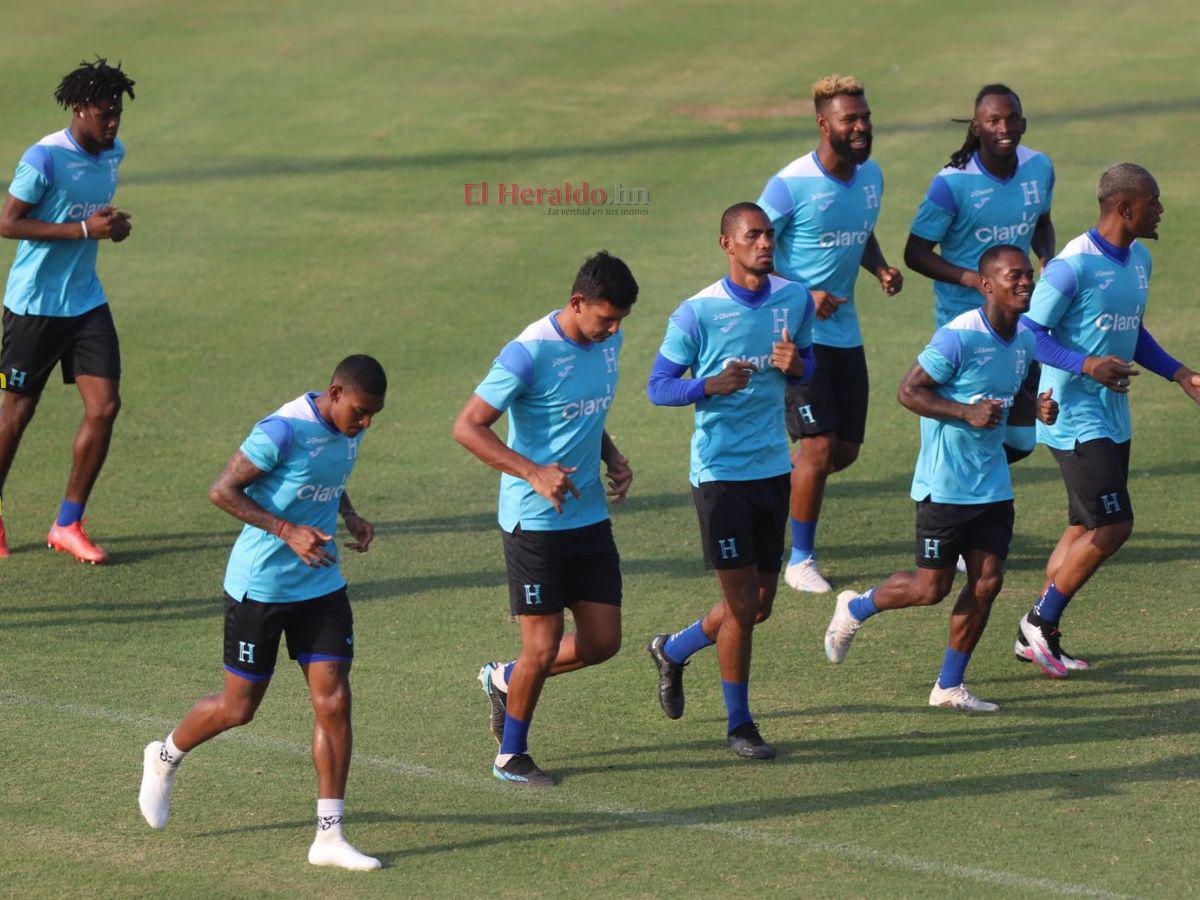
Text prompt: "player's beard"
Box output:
[[832, 132, 871, 164]]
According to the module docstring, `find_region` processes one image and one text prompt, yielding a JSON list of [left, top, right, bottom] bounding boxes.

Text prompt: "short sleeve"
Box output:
[[756, 176, 795, 229], [475, 341, 533, 413], [909, 176, 956, 242], [659, 302, 700, 367], [1043, 162, 1055, 211], [9, 146, 54, 205], [241, 417, 294, 472], [1026, 259, 1077, 328], [790, 290, 815, 348], [916, 327, 961, 384]]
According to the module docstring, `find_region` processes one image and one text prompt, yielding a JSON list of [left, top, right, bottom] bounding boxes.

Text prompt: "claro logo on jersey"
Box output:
[[1094, 306, 1143, 332], [818, 222, 872, 249], [974, 211, 1038, 244], [562, 386, 614, 420], [66, 199, 115, 220], [297, 480, 347, 502]]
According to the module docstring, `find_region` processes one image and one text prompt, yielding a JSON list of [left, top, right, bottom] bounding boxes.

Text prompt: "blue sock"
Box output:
[[721, 680, 751, 733], [662, 619, 714, 664], [788, 518, 817, 565], [937, 648, 971, 689], [1033, 583, 1073, 624], [56, 500, 85, 527], [502, 660, 515, 686], [499, 712, 530, 756], [848, 588, 880, 622]]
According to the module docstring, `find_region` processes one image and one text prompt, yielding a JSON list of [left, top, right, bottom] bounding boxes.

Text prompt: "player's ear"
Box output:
[[718, 233, 732, 254], [328, 383, 342, 403], [567, 292, 586, 313]]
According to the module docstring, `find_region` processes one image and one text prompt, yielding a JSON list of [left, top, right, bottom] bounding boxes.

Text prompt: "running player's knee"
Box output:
[[1093, 520, 1132, 554], [971, 573, 1003, 604], [313, 684, 351, 723], [0, 394, 39, 429], [914, 581, 950, 606], [797, 436, 835, 473], [588, 631, 621, 663], [87, 395, 121, 426], [521, 640, 560, 673], [830, 442, 859, 473], [755, 584, 777, 622], [223, 695, 258, 727]]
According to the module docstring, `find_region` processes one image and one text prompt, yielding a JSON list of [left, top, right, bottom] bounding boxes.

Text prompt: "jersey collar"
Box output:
[[971, 150, 1019, 186], [549, 310, 594, 350], [62, 128, 104, 161], [722, 276, 770, 309], [1087, 228, 1131, 266], [810, 151, 858, 188], [974, 307, 1019, 346], [304, 392, 341, 435]]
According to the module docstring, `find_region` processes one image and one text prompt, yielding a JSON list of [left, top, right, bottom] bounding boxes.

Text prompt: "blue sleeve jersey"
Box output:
[[910, 308, 1036, 504], [909, 147, 1054, 327], [3, 130, 125, 318], [658, 275, 814, 486], [223, 393, 362, 603], [474, 311, 622, 533], [1028, 229, 1151, 450], [756, 152, 883, 348]]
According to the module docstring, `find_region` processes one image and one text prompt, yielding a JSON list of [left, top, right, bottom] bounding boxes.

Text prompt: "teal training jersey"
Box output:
[[1028, 230, 1152, 450], [912, 308, 1036, 504], [910, 147, 1054, 327], [223, 393, 361, 603], [475, 311, 622, 532], [4, 129, 125, 317], [658, 275, 814, 486], [757, 152, 883, 348]]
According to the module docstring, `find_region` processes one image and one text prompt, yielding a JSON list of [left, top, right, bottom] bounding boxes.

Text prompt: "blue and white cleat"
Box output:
[[493, 753, 554, 788]]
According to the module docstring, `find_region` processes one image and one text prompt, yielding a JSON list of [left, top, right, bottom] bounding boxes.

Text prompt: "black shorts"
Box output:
[[223, 587, 354, 682], [692, 474, 790, 572], [914, 498, 1015, 569], [1007, 360, 1041, 429], [502, 519, 622, 616], [1, 304, 121, 396], [1048, 438, 1133, 529], [785, 344, 869, 444]]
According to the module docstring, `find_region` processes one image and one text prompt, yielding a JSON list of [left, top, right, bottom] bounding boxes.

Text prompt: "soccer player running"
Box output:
[[823, 246, 1058, 711], [905, 84, 1056, 467], [756, 74, 903, 594], [1014, 164, 1200, 677], [454, 252, 637, 788], [645, 203, 814, 758], [139, 356, 387, 871], [0, 58, 135, 562]]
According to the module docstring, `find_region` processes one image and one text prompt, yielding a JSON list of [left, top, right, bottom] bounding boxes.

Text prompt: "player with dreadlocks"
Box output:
[[904, 84, 1055, 471], [0, 58, 136, 562]]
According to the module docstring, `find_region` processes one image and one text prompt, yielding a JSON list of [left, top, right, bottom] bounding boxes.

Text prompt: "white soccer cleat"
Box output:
[[139, 741, 177, 830], [823, 590, 863, 664], [1017, 614, 1069, 678], [955, 555, 967, 573], [929, 682, 999, 712], [308, 836, 382, 871], [785, 557, 832, 593]]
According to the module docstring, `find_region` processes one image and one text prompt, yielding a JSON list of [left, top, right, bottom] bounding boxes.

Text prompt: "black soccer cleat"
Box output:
[[477, 662, 509, 745], [727, 721, 775, 760], [646, 633, 686, 719], [493, 753, 554, 788]]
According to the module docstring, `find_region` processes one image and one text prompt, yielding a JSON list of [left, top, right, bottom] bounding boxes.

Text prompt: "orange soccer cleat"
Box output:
[[47, 519, 109, 565], [0, 515, 10, 558]]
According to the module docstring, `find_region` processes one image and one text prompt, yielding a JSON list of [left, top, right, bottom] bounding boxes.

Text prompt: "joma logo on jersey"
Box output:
[[974, 212, 1037, 244], [819, 227, 870, 249], [713, 311, 741, 321], [551, 354, 576, 367], [1094, 309, 1142, 332], [297, 482, 346, 502], [562, 389, 614, 420]]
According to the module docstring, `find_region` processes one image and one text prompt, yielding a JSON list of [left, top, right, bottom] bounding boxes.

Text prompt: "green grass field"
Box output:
[[2, 1, 1199, 895]]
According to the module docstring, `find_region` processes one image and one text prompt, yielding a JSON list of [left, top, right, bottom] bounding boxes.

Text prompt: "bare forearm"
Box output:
[[1032, 216, 1056, 265], [898, 384, 970, 421], [210, 485, 284, 533], [904, 236, 978, 288], [338, 490, 357, 518], [601, 431, 621, 465], [0, 218, 87, 242], [454, 420, 537, 481], [859, 234, 888, 275]]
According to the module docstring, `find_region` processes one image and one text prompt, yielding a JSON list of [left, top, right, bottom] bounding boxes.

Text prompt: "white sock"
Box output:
[[162, 731, 187, 767], [315, 798, 345, 842], [490, 663, 510, 692]]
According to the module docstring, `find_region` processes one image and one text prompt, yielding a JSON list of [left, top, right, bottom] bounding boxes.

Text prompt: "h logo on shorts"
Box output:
[[238, 641, 256, 664], [1100, 492, 1122, 515], [523, 584, 543, 606], [923, 538, 941, 560], [797, 404, 816, 426], [717, 538, 738, 560], [8, 368, 27, 389]]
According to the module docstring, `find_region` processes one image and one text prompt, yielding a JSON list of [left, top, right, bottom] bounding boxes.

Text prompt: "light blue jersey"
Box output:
[[757, 152, 883, 348], [910, 147, 1054, 327], [4, 129, 125, 318], [475, 312, 622, 532], [1029, 230, 1151, 450], [223, 393, 361, 603], [658, 275, 814, 486], [912, 308, 1036, 504]]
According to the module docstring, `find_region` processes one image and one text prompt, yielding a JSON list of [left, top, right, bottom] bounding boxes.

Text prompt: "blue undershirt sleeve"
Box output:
[[646, 353, 708, 406], [1134, 325, 1182, 380], [1021, 316, 1085, 375]]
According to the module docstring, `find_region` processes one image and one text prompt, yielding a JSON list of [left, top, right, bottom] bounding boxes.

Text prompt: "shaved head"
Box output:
[[1098, 163, 1155, 204], [720, 202, 767, 236]]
